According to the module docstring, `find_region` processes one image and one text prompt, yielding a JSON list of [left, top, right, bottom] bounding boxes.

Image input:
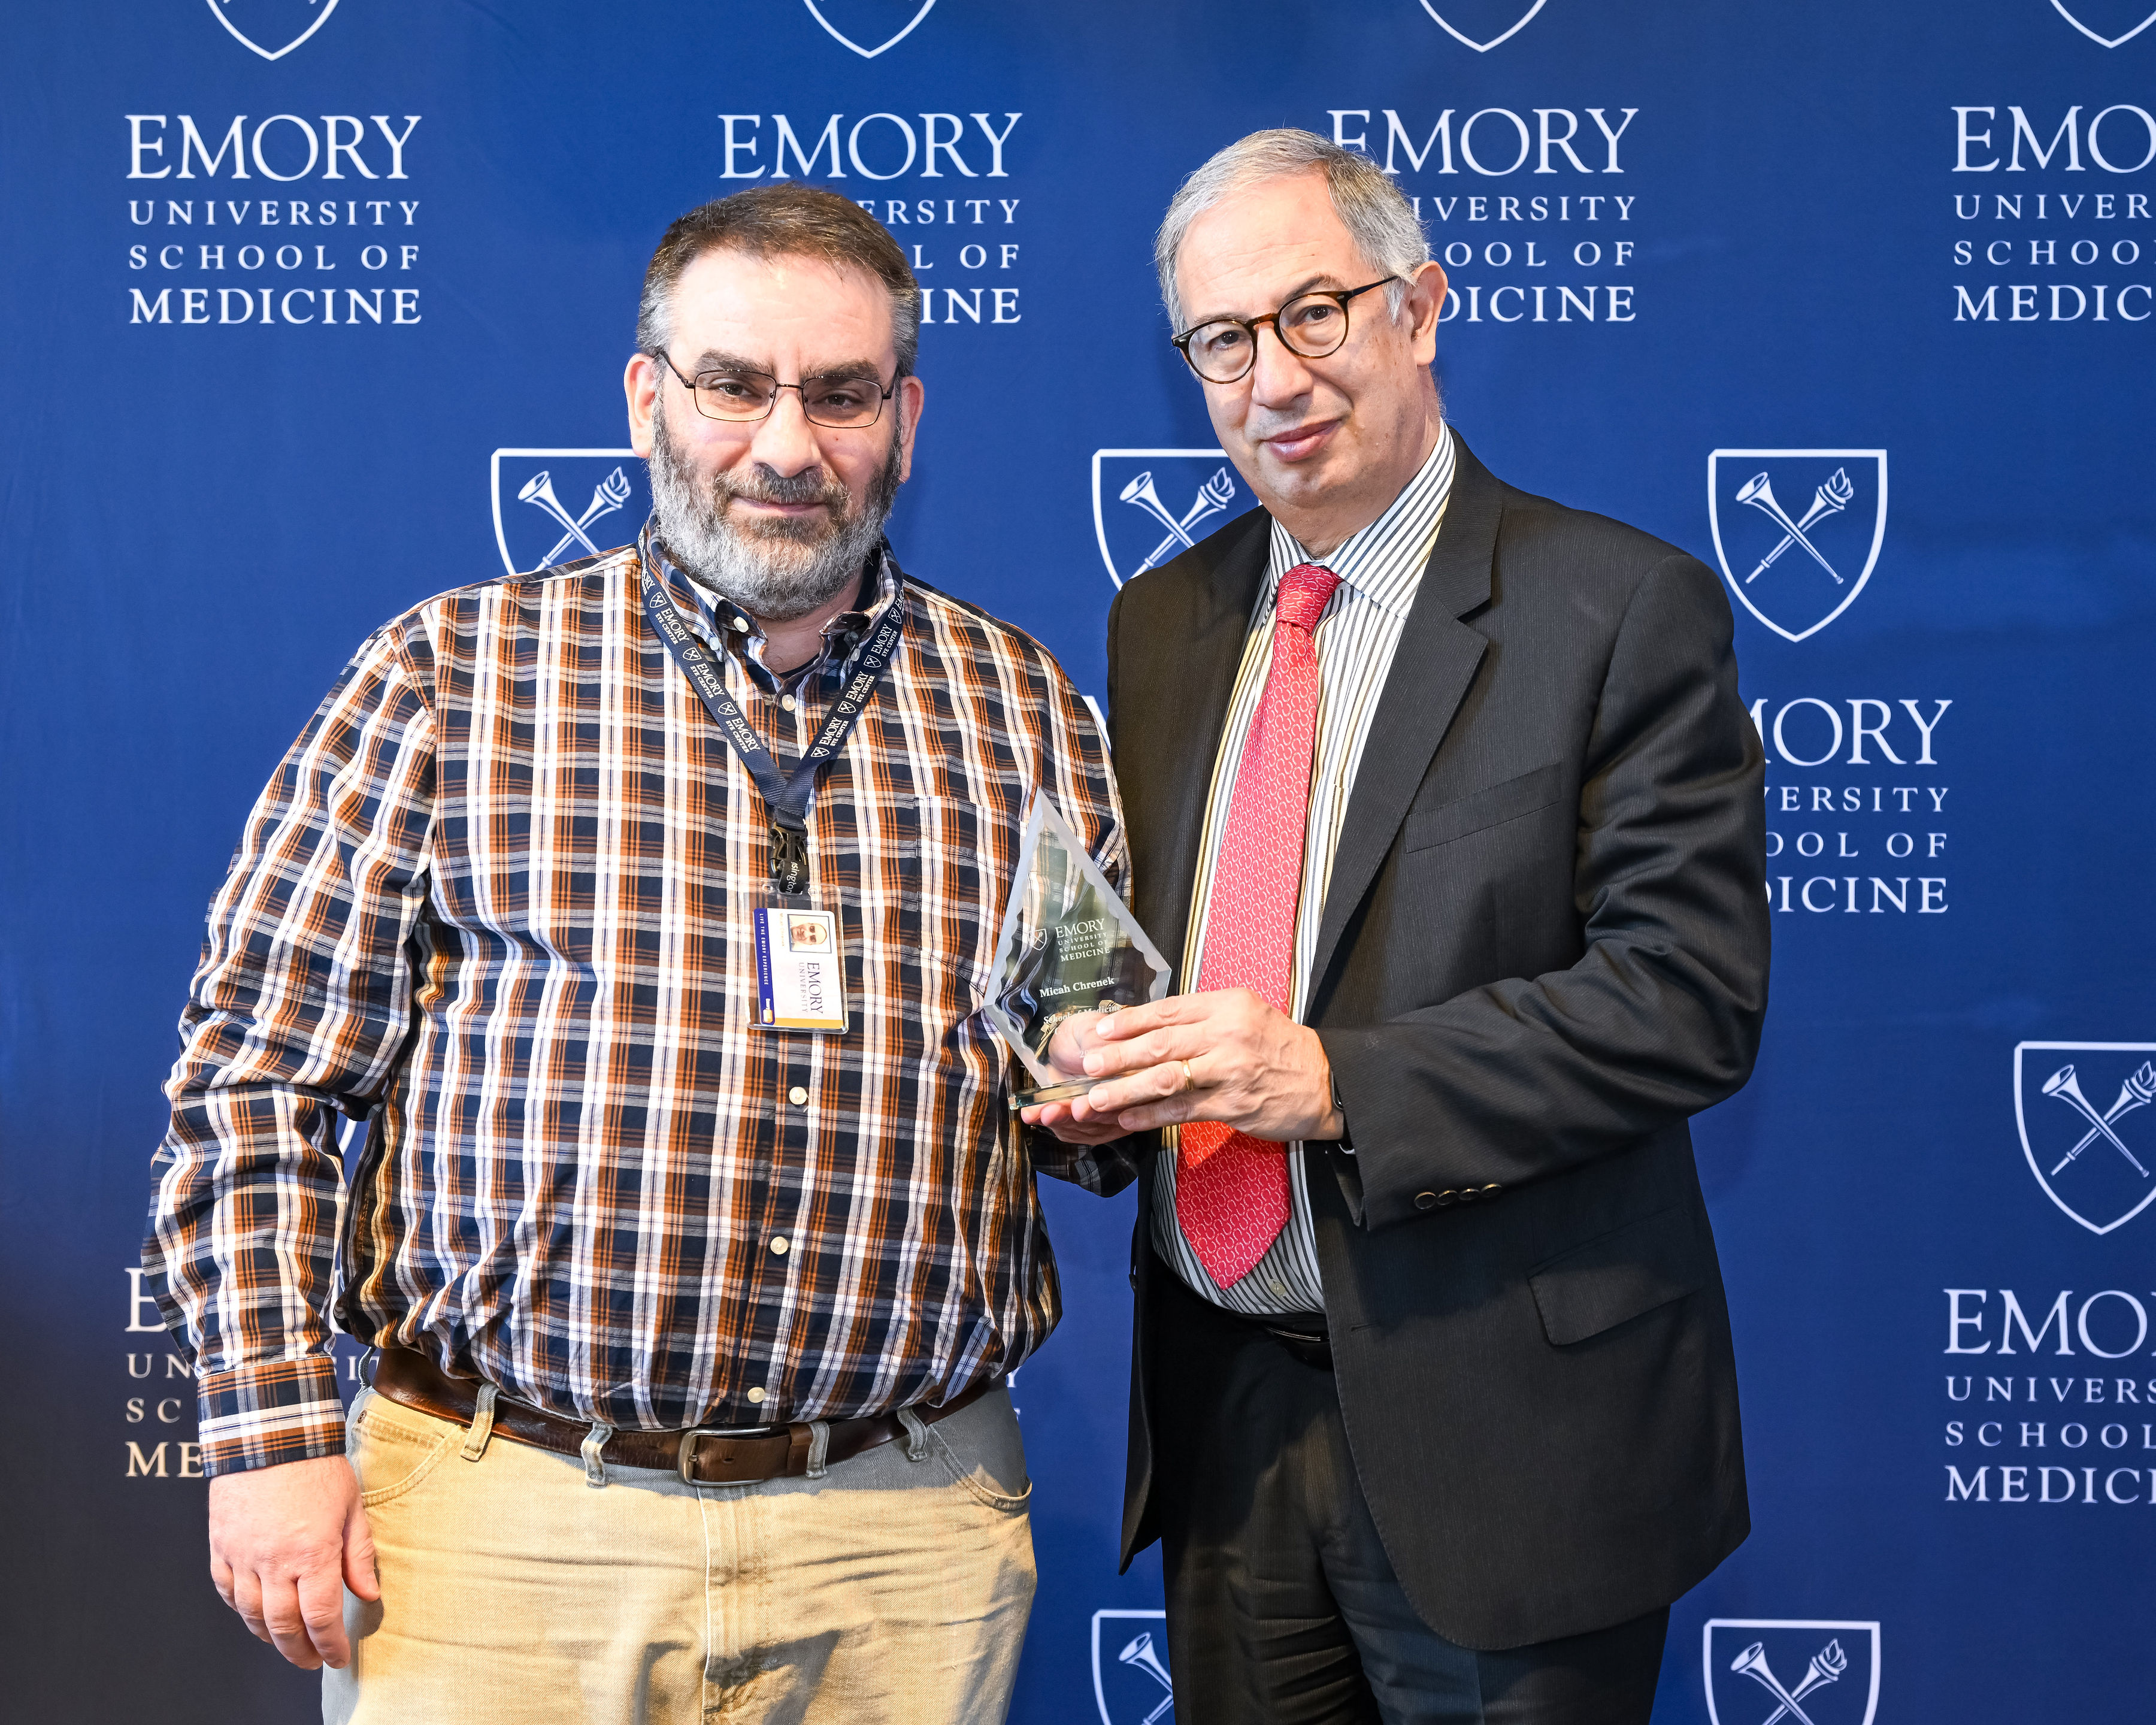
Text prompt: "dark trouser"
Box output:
[[1150, 1263, 1669, 1725]]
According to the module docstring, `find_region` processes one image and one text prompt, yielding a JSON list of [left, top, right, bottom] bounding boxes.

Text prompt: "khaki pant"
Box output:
[[323, 1383, 1036, 1725]]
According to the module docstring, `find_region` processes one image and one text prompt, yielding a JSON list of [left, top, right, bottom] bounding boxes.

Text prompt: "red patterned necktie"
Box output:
[[1176, 561, 1342, 1288]]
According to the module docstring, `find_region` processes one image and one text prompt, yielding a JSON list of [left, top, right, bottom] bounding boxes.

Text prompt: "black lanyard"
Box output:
[[639, 561, 902, 895]]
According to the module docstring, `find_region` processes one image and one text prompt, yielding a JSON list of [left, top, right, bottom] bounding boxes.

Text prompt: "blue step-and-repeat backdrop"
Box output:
[[2, 2, 2152, 1720]]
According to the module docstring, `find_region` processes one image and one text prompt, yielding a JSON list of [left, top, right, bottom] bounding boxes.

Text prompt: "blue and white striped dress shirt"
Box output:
[[1153, 426, 1457, 1316]]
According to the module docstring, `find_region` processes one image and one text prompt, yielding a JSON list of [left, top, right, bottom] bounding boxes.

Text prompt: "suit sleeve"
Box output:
[[1319, 553, 1770, 1231]]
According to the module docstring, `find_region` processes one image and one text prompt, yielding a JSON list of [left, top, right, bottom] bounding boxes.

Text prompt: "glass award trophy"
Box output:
[[985, 791, 1173, 1106]]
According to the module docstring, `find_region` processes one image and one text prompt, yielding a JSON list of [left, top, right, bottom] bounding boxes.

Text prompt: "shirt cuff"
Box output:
[[1024, 1122, 1139, 1197], [196, 1356, 349, 1478], [1333, 1074, 1355, 1154]]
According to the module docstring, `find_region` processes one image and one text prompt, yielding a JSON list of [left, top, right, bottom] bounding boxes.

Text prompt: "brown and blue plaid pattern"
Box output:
[[144, 537, 1128, 1475]]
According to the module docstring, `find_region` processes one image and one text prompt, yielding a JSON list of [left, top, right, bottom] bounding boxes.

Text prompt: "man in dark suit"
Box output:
[[1024, 129, 1770, 1723]]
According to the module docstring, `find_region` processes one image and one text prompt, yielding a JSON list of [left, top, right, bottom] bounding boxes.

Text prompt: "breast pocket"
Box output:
[[1404, 761, 1567, 853]]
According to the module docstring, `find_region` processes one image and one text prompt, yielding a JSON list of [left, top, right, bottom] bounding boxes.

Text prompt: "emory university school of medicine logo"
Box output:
[[801, 0, 939, 58], [2051, 1, 2156, 48], [1703, 1621, 1879, 1725], [490, 449, 650, 578], [204, 0, 341, 61], [2014, 1042, 2156, 1236], [1707, 449, 1888, 644], [1091, 450, 1242, 591], [1092, 1611, 1174, 1725], [1415, 0, 1548, 52]]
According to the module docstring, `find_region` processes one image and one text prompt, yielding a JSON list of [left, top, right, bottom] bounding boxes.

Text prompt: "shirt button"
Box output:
[[780, 694, 797, 711], [788, 1085, 808, 1106], [771, 1235, 790, 1255], [1268, 1279, 1289, 1297], [730, 616, 749, 632], [746, 1387, 766, 1404]]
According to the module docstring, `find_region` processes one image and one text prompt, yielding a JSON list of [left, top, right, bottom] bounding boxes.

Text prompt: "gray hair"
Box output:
[[637, 184, 920, 377], [1154, 128, 1431, 333]]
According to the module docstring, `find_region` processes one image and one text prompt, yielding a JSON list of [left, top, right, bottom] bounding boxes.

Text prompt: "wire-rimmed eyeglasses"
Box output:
[[1171, 278, 1400, 385], [648, 349, 900, 429]]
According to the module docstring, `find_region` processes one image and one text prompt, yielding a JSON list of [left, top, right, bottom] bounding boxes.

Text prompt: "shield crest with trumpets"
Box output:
[[2050, 1, 2156, 48], [490, 448, 650, 579], [1091, 1609, 1174, 1725], [1415, 0, 1549, 52], [1704, 1620, 1879, 1725], [2014, 1042, 2156, 1236], [1091, 450, 1244, 591], [204, 0, 343, 60], [800, 0, 941, 57], [1707, 449, 1887, 643]]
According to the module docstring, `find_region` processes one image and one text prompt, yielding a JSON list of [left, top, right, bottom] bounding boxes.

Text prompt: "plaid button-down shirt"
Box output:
[[144, 528, 1130, 1476]]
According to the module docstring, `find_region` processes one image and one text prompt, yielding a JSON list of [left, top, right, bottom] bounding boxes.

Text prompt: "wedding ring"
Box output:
[[1179, 1059, 1195, 1092]]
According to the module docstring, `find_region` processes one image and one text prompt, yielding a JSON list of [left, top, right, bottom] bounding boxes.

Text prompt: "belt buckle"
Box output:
[[676, 1423, 777, 1484]]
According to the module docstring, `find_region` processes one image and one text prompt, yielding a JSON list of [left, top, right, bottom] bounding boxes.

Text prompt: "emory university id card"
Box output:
[[752, 904, 848, 1032]]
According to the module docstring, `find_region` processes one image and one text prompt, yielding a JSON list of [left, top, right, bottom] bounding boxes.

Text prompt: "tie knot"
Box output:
[[1276, 563, 1340, 632]]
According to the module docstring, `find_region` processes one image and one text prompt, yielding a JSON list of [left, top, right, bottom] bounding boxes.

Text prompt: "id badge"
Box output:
[[753, 897, 849, 1033]]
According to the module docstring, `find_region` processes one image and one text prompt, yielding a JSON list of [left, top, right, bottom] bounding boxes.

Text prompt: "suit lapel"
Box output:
[[1147, 510, 1269, 985], [1303, 438, 1502, 1009]]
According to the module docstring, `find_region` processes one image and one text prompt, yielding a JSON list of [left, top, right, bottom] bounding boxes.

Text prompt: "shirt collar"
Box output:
[[638, 516, 901, 691], [1265, 423, 1456, 623]]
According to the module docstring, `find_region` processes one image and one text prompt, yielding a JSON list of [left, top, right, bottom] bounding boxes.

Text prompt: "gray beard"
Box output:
[[646, 398, 904, 623]]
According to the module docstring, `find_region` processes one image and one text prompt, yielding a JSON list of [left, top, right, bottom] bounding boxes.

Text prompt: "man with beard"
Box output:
[[141, 185, 1128, 1724]]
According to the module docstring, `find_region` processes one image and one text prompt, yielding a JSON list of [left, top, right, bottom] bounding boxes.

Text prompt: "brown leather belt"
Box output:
[[370, 1346, 1000, 1485]]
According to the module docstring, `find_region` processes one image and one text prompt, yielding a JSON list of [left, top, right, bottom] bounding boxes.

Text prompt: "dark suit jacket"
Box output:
[[1108, 435, 1770, 1652]]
